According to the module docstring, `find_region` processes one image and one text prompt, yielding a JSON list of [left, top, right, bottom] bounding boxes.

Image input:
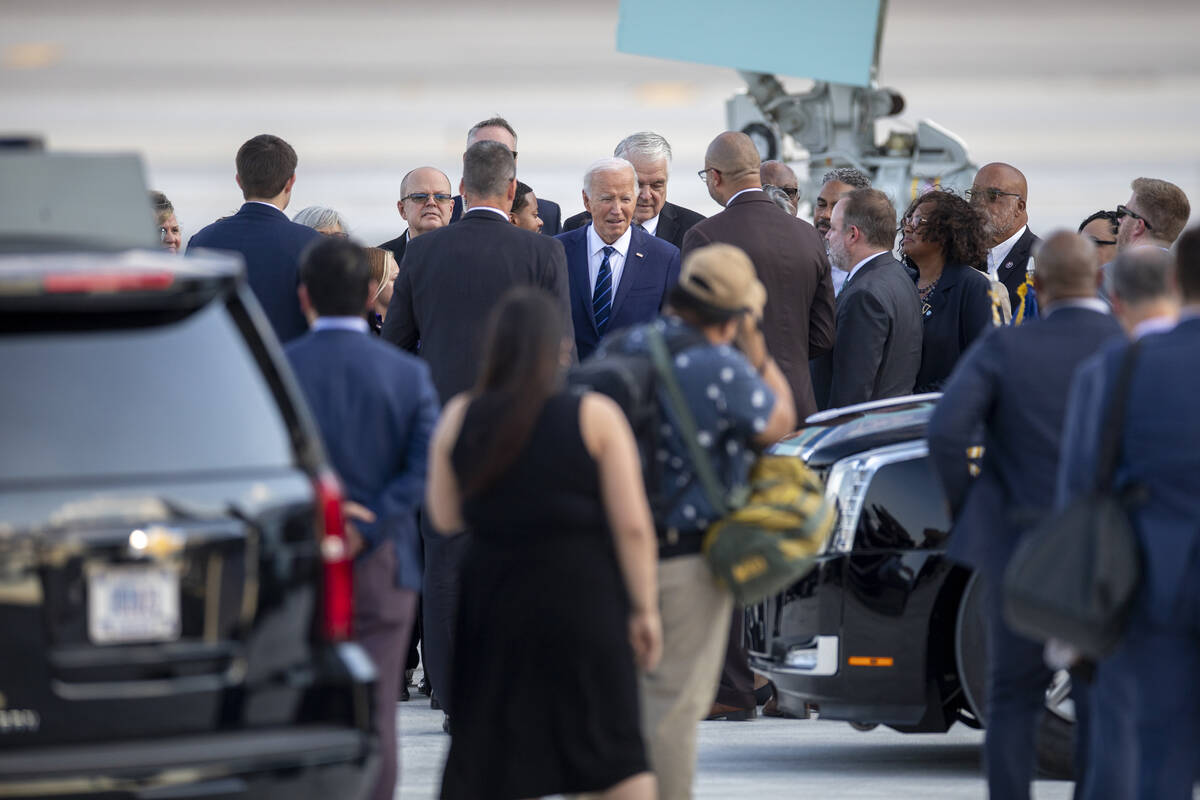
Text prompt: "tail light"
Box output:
[[314, 468, 353, 641], [43, 270, 175, 294]]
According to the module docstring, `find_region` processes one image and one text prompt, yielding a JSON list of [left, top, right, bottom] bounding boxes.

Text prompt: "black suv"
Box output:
[[0, 251, 377, 798], [749, 395, 1074, 778]]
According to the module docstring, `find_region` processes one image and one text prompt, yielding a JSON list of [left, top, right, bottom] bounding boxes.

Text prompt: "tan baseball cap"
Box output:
[[677, 243, 766, 317]]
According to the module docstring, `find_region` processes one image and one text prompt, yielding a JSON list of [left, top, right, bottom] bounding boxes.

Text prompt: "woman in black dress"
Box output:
[[899, 190, 996, 392], [427, 287, 661, 800]]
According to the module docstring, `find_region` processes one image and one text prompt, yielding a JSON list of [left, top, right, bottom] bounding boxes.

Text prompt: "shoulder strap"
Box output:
[[646, 326, 729, 516], [1096, 340, 1142, 492]]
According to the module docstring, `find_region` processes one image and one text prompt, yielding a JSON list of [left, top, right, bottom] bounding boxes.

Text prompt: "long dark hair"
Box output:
[[459, 287, 566, 497], [901, 189, 988, 271]]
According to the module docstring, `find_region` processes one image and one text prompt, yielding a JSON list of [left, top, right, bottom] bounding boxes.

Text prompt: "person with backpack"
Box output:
[[595, 242, 795, 800]]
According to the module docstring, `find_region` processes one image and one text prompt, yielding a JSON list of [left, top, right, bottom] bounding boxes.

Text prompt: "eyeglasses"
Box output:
[[1116, 204, 1154, 231], [402, 192, 453, 204], [764, 184, 799, 198], [697, 167, 721, 182], [900, 215, 930, 232], [1087, 236, 1118, 247], [965, 186, 1022, 203]]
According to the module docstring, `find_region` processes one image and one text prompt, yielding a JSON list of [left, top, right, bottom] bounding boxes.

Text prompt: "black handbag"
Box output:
[[1002, 341, 1143, 658]]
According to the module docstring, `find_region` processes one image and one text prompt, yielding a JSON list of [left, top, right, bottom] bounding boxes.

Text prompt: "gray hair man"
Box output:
[[814, 167, 871, 295], [760, 160, 799, 216], [1106, 246, 1178, 337], [563, 131, 706, 250], [448, 116, 562, 234], [969, 162, 1040, 312], [292, 206, 350, 237], [379, 166, 453, 261]]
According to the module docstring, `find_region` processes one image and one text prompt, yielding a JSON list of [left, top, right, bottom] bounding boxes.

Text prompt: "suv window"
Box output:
[[0, 300, 293, 482], [855, 456, 951, 551]]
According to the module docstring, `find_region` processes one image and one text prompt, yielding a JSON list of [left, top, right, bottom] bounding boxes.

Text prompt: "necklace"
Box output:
[[918, 279, 939, 318]]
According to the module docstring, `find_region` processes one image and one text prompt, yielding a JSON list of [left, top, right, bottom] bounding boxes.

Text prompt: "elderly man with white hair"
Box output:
[[564, 131, 706, 250], [556, 156, 682, 359]]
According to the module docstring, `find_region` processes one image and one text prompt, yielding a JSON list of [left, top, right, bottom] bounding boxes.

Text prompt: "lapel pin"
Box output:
[[635, 252, 644, 258]]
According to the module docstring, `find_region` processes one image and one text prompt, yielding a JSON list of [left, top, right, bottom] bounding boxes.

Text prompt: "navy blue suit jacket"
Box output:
[[286, 327, 439, 590], [1058, 317, 1200, 626], [927, 305, 1123, 581], [557, 224, 680, 361], [450, 195, 561, 236], [187, 202, 321, 343]]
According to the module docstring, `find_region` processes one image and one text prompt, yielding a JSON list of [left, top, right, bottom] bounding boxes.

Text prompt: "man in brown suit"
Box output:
[[684, 132, 835, 722], [683, 131, 835, 423]]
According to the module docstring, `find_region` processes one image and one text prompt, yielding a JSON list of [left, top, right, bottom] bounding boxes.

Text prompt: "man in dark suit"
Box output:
[[447, 116, 561, 235], [563, 131, 706, 251], [378, 166, 453, 261], [927, 231, 1122, 800], [187, 134, 320, 343], [381, 140, 571, 725], [817, 189, 921, 409], [557, 157, 680, 360], [1058, 227, 1199, 800], [684, 130, 835, 423], [970, 162, 1041, 315], [285, 238, 438, 800]]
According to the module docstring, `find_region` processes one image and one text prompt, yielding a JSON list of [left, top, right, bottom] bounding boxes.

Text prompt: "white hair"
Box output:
[[583, 157, 636, 196], [292, 205, 349, 233], [614, 131, 672, 171]]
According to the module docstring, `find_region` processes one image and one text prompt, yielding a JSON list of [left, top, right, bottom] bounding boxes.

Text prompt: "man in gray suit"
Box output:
[[819, 189, 922, 408]]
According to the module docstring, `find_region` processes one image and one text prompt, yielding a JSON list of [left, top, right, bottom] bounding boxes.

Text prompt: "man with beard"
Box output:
[[970, 162, 1039, 313], [813, 167, 871, 296], [816, 189, 922, 408], [759, 160, 799, 216]]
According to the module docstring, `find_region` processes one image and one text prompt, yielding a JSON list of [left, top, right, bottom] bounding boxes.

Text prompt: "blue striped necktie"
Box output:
[[593, 245, 615, 335]]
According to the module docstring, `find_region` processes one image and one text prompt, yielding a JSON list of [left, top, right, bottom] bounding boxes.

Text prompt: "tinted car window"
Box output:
[[0, 300, 293, 482], [855, 457, 951, 551]]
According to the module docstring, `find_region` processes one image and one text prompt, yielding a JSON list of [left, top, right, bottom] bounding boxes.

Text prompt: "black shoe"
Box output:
[[754, 681, 773, 706], [399, 683, 410, 702], [430, 692, 441, 710], [418, 677, 430, 696], [705, 702, 757, 721]]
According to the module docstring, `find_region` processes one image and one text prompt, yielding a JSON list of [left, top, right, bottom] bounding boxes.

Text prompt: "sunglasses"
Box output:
[[1116, 204, 1154, 231], [966, 186, 1022, 203], [764, 183, 799, 199], [402, 193, 453, 204]]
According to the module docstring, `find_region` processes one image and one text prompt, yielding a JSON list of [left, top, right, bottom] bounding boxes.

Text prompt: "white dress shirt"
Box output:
[[987, 225, 1029, 281], [1042, 298, 1110, 318], [1132, 315, 1177, 340], [727, 187, 764, 205], [463, 205, 510, 221], [641, 213, 660, 237], [311, 316, 369, 334], [843, 251, 888, 288], [587, 224, 633, 296]]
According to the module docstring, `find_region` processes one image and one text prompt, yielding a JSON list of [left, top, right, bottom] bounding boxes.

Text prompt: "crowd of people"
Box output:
[[149, 117, 1196, 800]]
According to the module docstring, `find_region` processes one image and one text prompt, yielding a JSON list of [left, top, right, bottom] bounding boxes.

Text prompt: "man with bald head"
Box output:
[[759, 160, 799, 216], [927, 230, 1121, 799], [970, 162, 1040, 313], [379, 166, 453, 261], [684, 131, 835, 423], [557, 157, 681, 359]]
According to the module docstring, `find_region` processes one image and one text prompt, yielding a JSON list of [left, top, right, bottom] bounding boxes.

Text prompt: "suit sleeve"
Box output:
[[680, 225, 710, 258], [354, 364, 440, 547], [1055, 353, 1107, 510], [827, 288, 888, 408], [807, 251, 836, 359], [926, 331, 1003, 515], [380, 249, 419, 352], [541, 238, 578, 363], [662, 246, 682, 308]]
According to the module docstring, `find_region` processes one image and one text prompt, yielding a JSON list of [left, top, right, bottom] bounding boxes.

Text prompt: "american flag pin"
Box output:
[[636, 252, 644, 258]]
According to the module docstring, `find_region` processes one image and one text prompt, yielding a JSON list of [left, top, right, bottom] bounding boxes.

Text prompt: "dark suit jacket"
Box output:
[[682, 190, 835, 422], [995, 227, 1041, 313], [1058, 317, 1200, 625], [187, 202, 321, 343], [913, 263, 994, 392], [378, 229, 409, 262], [927, 305, 1122, 581], [563, 200, 706, 251], [557, 225, 681, 361], [381, 209, 573, 402], [816, 252, 922, 409], [285, 327, 440, 590], [450, 195, 561, 236]]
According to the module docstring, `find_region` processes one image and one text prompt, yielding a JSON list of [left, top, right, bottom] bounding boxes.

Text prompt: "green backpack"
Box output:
[[646, 328, 835, 605]]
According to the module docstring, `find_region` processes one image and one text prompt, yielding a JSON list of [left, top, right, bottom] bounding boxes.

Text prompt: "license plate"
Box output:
[[87, 563, 181, 645]]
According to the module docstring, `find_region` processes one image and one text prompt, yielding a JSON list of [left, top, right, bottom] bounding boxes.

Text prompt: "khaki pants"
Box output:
[[639, 554, 733, 800]]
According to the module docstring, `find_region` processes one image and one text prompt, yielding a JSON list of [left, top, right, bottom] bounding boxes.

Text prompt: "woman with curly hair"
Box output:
[[900, 190, 995, 391]]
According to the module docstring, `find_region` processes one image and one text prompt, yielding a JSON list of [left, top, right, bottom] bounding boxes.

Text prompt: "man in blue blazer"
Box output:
[[557, 157, 680, 361], [927, 231, 1123, 800], [286, 238, 439, 800], [187, 134, 321, 343], [1057, 228, 1200, 800]]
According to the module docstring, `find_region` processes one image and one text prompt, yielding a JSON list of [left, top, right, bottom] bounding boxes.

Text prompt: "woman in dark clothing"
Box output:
[[900, 190, 995, 392], [427, 287, 661, 800]]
